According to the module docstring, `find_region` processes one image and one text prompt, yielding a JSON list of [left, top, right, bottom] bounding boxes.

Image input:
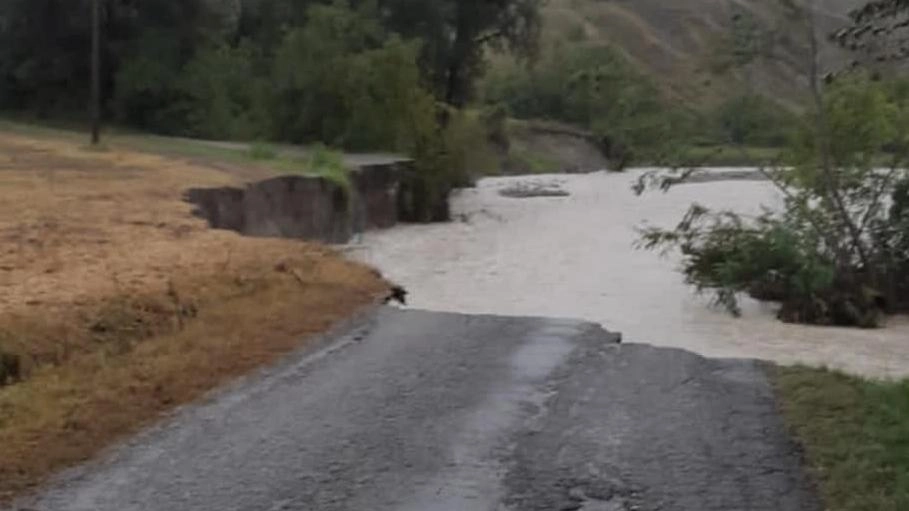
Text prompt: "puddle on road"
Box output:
[[352, 170, 909, 378]]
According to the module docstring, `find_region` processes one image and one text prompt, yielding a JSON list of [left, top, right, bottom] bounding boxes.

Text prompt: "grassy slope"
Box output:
[[0, 120, 355, 185], [0, 129, 387, 501], [483, 1, 865, 170], [775, 367, 909, 511], [538, 0, 861, 108]]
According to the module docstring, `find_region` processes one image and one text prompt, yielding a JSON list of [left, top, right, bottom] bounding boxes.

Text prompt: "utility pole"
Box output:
[[90, 0, 101, 145]]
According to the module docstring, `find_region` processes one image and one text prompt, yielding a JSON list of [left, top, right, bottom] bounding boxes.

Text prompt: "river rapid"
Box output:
[[351, 169, 909, 379]]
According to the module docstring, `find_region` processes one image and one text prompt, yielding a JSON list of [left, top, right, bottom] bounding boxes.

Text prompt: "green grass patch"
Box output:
[[304, 144, 351, 190], [0, 118, 87, 142], [774, 366, 909, 511], [248, 142, 278, 160], [0, 119, 353, 183], [116, 134, 258, 164]]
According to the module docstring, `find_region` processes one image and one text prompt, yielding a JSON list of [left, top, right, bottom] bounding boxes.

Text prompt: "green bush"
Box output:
[[112, 29, 189, 134], [248, 142, 277, 160], [441, 111, 498, 184], [270, 1, 385, 146], [638, 74, 909, 327], [397, 106, 491, 222], [482, 44, 686, 165], [638, 204, 856, 321], [483, 44, 637, 124], [711, 94, 796, 147], [306, 144, 350, 189], [265, 2, 495, 222], [112, 35, 272, 141], [481, 104, 510, 151], [177, 43, 271, 141]]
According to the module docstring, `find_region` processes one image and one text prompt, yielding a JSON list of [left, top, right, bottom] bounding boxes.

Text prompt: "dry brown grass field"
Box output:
[[0, 131, 387, 502]]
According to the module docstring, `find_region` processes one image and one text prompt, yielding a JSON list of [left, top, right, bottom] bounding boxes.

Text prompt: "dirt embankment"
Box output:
[[497, 121, 612, 175], [0, 133, 388, 502], [185, 162, 404, 243]]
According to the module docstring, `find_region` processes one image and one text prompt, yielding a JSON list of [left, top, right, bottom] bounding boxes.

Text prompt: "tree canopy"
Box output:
[[0, 0, 541, 139]]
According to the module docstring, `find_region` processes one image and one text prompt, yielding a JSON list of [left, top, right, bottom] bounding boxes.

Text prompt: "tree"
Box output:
[[270, 1, 389, 146], [378, 0, 541, 107], [178, 43, 268, 140], [641, 74, 909, 327], [235, 0, 317, 52], [444, 0, 540, 107], [0, 0, 235, 128], [712, 94, 795, 146], [636, 1, 909, 327], [708, 7, 776, 86], [0, 0, 94, 113], [109, 0, 239, 131], [91, 0, 101, 145]]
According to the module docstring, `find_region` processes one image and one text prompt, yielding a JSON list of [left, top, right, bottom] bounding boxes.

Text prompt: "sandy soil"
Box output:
[[353, 171, 909, 379]]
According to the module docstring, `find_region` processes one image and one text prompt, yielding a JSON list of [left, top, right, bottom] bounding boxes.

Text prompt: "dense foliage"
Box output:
[[0, 0, 539, 220], [481, 36, 798, 168], [481, 44, 689, 165], [0, 0, 529, 135], [631, 0, 909, 328], [0, 0, 801, 173], [710, 94, 796, 147], [638, 74, 909, 327]]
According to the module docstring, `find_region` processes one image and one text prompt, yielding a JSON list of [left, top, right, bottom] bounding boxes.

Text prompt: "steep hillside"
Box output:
[[540, 0, 864, 107]]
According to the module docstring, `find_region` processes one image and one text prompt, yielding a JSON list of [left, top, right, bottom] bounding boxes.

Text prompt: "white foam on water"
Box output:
[[353, 170, 909, 379]]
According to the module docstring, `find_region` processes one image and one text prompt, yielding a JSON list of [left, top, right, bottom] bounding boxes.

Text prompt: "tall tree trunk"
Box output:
[[805, 0, 872, 273], [90, 0, 101, 145], [444, 3, 471, 110]]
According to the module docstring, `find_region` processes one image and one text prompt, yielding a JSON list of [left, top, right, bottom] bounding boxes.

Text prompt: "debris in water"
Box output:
[[384, 285, 408, 306], [499, 182, 570, 199]]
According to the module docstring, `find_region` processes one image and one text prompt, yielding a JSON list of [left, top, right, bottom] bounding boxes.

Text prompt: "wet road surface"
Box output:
[[17, 309, 819, 511]]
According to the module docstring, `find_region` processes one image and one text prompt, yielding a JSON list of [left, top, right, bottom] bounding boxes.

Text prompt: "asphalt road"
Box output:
[[16, 309, 820, 511]]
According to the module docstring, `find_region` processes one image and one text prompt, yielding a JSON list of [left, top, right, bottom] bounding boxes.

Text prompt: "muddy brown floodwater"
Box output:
[[351, 170, 909, 379]]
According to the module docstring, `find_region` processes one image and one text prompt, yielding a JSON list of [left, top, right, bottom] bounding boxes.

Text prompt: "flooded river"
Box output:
[[352, 170, 909, 379]]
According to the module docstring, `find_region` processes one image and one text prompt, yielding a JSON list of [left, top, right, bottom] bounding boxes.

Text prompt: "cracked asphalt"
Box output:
[[14, 308, 820, 511]]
